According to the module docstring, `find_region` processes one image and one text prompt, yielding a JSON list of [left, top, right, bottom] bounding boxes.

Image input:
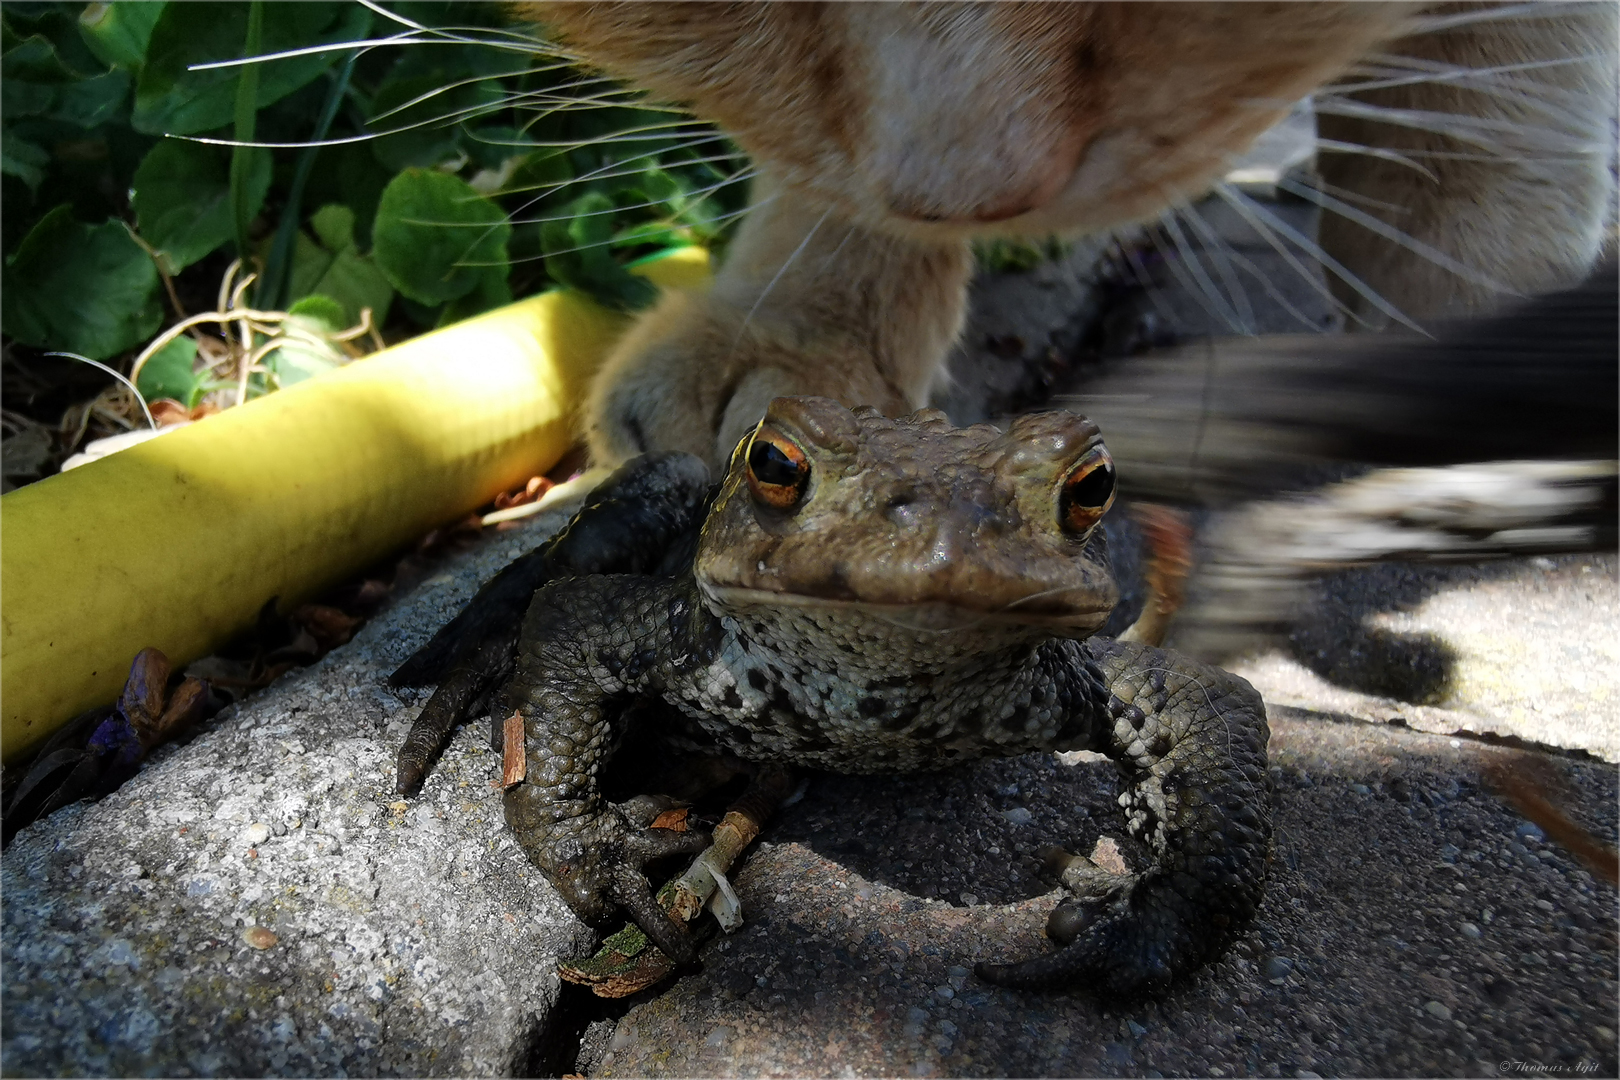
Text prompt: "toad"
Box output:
[[396, 397, 1270, 995]]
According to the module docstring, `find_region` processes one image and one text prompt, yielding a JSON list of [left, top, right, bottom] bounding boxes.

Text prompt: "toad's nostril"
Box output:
[[886, 492, 926, 527]]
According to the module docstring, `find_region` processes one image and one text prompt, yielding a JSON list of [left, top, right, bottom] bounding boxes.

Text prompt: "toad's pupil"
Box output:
[[749, 440, 803, 486], [1067, 463, 1115, 509]]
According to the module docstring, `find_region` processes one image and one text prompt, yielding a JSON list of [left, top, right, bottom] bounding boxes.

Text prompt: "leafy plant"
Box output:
[[2, 0, 751, 472]]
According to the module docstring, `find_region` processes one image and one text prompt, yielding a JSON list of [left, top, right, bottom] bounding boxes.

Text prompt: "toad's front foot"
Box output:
[[506, 793, 712, 964], [976, 858, 1249, 997], [978, 638, 1271, 996]]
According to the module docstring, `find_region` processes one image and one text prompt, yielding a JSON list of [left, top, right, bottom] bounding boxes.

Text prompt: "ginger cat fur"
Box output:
[[522, 3, 1618, 469]]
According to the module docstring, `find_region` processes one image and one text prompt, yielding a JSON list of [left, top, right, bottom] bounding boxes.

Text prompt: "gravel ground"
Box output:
[[1236, 555, 1620, 762], [593, 713, 1618, 1078]]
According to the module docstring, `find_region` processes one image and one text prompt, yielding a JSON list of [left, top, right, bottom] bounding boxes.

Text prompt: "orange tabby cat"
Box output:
[[522, 2, 1617, 468]]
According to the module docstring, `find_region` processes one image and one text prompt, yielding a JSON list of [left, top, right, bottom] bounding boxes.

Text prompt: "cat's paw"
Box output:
[[584, 286, 923, 470]]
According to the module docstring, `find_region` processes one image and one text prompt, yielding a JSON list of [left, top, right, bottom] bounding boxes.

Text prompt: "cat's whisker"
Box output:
[[1171, 203, 1258, 334], [517, 73, 646, 105], [502, 168, 757, 228], [505, 122, 720, 151], [492, 150, 750, 202], [184, 34, 431, 71], [1296, 172, 1415, 216], [1220, 247, 1330, 333], [1154, 211, 1248, 334], [496, 137, 743, 223], [1274, 176, 1521, 299], [1330, 55, 1603, 132], [731, 205, 833, 350], [1110, 234, 1188, 329], [1312, 97, 1595, 163], [1402, 2, 1591, 37], [1340, 51, 1597, 90], [366, 67, 572, 127], [357, 0, 577, 58], [1311, 138, 1438, 183], [502, 200, 761, 268], [1209, 183, 1406, 333]]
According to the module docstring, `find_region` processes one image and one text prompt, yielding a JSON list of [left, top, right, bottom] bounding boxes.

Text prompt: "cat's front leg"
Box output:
[[584, 175, 972, 469]]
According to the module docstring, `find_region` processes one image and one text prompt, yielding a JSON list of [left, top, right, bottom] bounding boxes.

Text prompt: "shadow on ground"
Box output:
[[592, 713, 1619, 1078]]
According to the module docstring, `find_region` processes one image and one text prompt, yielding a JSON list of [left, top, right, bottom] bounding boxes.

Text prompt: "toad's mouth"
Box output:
[[699, 583, 1115, 634]]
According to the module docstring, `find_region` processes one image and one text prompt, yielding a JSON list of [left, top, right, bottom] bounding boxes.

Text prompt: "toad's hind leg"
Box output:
[[977, 639, 1271, 996]]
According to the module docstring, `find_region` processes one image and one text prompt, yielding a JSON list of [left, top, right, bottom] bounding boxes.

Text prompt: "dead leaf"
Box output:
[[148, 399, 192, 427], [294, 604, 362, 651], [651, 807, 690, 832], [502, 712, 526, 788]]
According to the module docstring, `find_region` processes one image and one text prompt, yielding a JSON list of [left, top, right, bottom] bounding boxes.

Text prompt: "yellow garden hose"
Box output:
[[0, 247, 712, 764]]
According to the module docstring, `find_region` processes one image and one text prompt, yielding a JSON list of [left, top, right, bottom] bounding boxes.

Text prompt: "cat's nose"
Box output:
[[886, 131, 1083, 225], [968, 171, 1069, 224]]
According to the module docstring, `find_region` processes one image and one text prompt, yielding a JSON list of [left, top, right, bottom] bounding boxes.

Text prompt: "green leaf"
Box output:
[[285, 203, 394, 327], [50, 68, 131, 128], [286, 293, 346, 332], [229, 1, 264, 262], [1, 31, 82, 86], [2, 131, 49, 190], [436, 266, 511, 327], [0, 13, 130, 137], [133, 2, 370, 135], [78, 2, 165, 70], [134, 333, 202, 407], [500, 147, 572, 204], [542, 192, 657, 312], [372, 169, 510, 307], [611, 220, 691, 252], [365, 41, 510, 173], [264, 309, 344, 387], [1, 29, 129, 127], [3, 5, 105, 76], [132, 138, 269, 272], [1, 205, 161, 360]]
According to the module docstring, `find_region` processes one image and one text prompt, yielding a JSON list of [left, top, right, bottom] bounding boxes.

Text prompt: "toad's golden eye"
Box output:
[[745, 426, 811, 509], [1058, 447, 1116, 535]]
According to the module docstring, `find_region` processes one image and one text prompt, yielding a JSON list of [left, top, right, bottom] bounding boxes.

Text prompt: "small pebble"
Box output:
[[1534, 899, 1555, 912], [1350, 784, 1371, 796], [1001, 807, 1033, 826], [704, 1026, 732, 1049], [1263, 956, 1294, 983], [1424, 1000, 1452, 1021], [1127, 1019, 1148, 1039], [1297, 1071, 1324, 1079], [1460, 922, 1482, 939], [1439, 844, 1460, 863], [1103, 1042, 1133, 1068], [1514, 821, 1546, 843], [244, 823, 271, 845], [243, 927, 278, 950], [960, 892, 979, 906]]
